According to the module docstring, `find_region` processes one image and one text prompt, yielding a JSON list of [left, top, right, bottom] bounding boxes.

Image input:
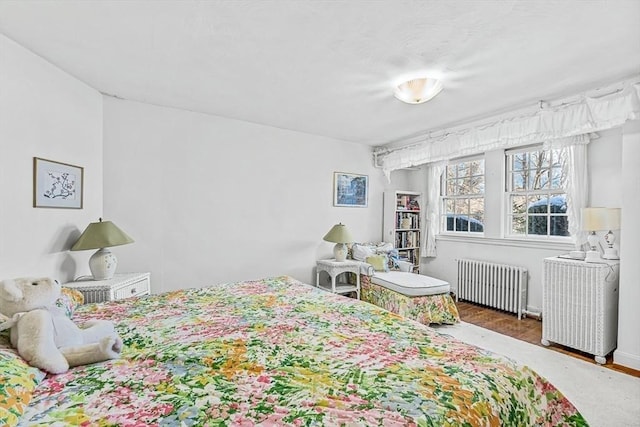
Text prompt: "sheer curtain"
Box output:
[[544, 135, 591, 248], [421, 161, 446, 257]]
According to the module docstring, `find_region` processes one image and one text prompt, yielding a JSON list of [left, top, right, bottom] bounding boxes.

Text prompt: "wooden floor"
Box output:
[[456, 300, 640, 378]]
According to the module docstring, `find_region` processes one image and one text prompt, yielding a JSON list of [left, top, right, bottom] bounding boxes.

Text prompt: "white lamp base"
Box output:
[[333, 243, 347, 262], [89, 248, 118, 280], [584, 250, 601, 263], [602, 248, 619, 260]]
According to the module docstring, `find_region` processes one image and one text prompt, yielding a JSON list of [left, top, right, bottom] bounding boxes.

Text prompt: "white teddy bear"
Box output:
[[0, 277, 122, 374]]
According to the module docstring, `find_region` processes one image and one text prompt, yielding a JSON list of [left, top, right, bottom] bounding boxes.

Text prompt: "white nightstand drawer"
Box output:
[[113, 276, 150, 300], [64, 272, 151, 303]]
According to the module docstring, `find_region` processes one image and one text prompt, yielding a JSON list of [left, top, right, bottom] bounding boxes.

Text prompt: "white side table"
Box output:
[[316, 259, 361, 299], [64, 272, 151, 303]]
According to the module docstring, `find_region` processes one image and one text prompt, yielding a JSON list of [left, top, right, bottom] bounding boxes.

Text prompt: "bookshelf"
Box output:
[[383, 190, 421, 273]]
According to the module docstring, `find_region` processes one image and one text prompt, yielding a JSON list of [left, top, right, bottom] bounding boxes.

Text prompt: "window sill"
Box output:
[[436, 234, 574, 251]]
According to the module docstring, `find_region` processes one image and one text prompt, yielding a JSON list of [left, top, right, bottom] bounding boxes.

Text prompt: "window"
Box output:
[[442, 157, 485, 233], [506, 146, 568, 237]]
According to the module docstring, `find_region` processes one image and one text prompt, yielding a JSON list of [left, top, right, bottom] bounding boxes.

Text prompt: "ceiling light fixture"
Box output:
[[394, 77, 444, 104]]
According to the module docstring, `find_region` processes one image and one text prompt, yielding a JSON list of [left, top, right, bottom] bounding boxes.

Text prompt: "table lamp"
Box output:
[[581, 208, 607, 263], [71, 218, 134, 280], [323, 223, 353, 262]]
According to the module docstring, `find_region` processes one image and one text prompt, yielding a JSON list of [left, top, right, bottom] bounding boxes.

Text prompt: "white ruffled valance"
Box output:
[[377, 81, 640, 180]]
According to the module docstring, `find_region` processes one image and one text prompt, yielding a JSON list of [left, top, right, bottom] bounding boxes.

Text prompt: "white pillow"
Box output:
[[352, 243, 375, 261], [375, 242, 394, 253]]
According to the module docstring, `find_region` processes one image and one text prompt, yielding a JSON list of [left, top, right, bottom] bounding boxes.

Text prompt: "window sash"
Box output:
[[505, 146, 569, 238], [442, 156, 485, 233]]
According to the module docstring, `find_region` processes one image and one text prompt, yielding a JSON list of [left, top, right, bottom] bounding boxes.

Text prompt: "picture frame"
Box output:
[[333, 172, 368, 207], [33, 157, 84, 209]]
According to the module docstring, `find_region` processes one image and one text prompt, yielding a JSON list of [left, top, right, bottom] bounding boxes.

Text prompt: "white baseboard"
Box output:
[[613, 349, 640, 371]]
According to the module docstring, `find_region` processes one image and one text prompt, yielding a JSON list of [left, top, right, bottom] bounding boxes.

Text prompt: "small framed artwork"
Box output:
[[333, 172, 368, 207], [33, 157, 84, 209]]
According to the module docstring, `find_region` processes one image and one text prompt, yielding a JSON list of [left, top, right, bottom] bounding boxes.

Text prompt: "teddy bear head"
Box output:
[[0, 277, 61, 317]]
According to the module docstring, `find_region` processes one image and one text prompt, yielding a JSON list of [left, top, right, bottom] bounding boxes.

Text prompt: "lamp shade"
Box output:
[[394, 77, 444, 104], [71, 218, 134, 251], [581, 207, 608, 231], [604, 208, 621, 230], [323, 223, 353, 244]]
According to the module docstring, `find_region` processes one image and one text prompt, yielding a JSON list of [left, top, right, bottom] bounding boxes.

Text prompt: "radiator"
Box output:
[[541, 258, 619, 364], [456, 259, 528, 319]]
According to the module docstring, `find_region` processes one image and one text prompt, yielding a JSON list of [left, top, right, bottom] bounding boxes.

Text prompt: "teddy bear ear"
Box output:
[[0, 279, 23, 302]]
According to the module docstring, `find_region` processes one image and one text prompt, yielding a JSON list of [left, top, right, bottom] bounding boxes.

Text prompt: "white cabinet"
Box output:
[[383, 191, 421, 273], [541, 257, 619, 364]]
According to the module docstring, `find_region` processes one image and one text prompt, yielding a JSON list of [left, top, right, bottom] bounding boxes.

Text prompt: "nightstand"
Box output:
[[64, 272, 151, 303], [316, 259, 361, 299], [542, 257, 619, 364]]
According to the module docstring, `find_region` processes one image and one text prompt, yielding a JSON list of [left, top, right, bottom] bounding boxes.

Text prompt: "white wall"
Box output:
[[614, 120, 640, 370], [416, 129, 623, 314], [0, 34, 103, 283], [102, 97, 385, 293]]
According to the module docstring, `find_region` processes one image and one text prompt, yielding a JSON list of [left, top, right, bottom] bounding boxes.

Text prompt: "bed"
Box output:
[[2, 276, 586, 426]]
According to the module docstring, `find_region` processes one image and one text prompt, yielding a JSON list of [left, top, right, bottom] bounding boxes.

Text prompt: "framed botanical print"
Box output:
[[33, 157, 84, 209]]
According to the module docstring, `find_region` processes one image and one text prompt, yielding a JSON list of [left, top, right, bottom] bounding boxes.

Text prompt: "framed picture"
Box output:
[[33, 157, 84, 209], [333, 172, 368, 207]]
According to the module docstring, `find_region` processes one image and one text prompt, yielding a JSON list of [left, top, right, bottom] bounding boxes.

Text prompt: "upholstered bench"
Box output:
[[361, 271, 460, 325]]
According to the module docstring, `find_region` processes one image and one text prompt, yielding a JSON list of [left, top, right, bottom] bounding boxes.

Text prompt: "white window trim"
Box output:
[[436, 233, 574, 251]]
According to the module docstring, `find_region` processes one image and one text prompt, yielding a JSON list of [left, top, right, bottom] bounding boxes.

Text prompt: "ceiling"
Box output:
[[1, 1, 639, 147]]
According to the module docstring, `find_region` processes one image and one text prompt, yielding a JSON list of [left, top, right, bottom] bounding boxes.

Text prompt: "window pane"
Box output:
[[528, 215, 548, 235], [550, 215, 569, 236], [470, 160, 484, 176], [446, 166, 455, 180], [443, 199, 455, 216], [469, 176, 484, 194], [445, 214, 455, 231], [511, 215, 526, 235], [527, 195, 547, 213], [549, 194, 567, 213], [461, 177, 472, 195], [470, 198, 483, 217], [455, 199, 469, 215], [512, 171, 526, 191], [511, 195, 527, 214], [470, 198, 484, 232], [457, 162, 469, 177], [531, 150, 550, 168], [446, 179, 456, 196], [512, 153, 528, 171], [528, 168, 549, 190], [537, 170, 550, 189]]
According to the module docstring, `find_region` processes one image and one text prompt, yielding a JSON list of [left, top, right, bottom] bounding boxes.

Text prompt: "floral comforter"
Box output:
[[16, 276, 586, 426]]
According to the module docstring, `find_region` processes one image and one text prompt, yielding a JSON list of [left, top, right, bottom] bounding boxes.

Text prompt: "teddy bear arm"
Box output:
[[16, 310, 69, 374]]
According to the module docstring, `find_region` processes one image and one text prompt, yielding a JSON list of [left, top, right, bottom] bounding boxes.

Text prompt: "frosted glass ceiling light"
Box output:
[[394, 77, 444, 104]]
